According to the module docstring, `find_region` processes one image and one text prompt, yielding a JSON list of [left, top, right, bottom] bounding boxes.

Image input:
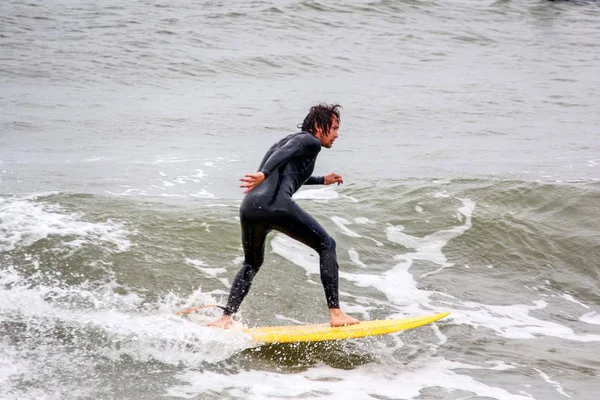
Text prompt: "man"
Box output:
[[209, 104, 359, 328]]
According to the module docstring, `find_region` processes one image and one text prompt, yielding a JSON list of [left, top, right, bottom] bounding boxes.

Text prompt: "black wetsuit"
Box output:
[[223, 131, 340, 315]]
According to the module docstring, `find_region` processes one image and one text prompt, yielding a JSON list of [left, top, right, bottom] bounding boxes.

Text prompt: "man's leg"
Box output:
[[209, 220, 269, 328], [274, 201, 359, 326]]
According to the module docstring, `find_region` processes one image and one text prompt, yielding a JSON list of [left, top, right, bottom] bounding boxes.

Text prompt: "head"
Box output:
[[298, 103, 341, 148]]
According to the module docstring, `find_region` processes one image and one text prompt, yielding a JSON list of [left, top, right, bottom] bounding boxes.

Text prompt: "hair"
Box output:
[[298, 103, 342, 136]]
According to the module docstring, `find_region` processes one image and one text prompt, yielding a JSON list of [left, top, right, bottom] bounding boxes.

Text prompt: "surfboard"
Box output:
[[243, 312, 450, 344]]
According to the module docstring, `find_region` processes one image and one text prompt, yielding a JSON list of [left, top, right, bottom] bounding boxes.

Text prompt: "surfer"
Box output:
[[209, 103, 360, 329]]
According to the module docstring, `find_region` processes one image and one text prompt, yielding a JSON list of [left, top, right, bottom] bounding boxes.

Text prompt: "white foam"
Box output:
[[560, 294, 589, 309], [0, 267, 254, 367], [339, 300, 374, 320], [430, 322, 448, 346], [341, 194, 359, 203], [167, 357, 532, 400], [106, 188, 148, 196], [341, 255, 433, 311], [190, 190, 215, 198], [0, 195, 132, 252], [354, 217, 374, 224], [185, 258, 207, 267], [0, 338, 31, 392], [271, 235, 319, 276], [534, 368, 571, 398], [197, 267, 227, 278], [293, 187, 339, 200], [580, 312, 600, 325], [348, 248, 367, 268], [386, 197, 475, 274], [452, 301, 600, 342], [331, 216, 362, 238], [271, 196, 466, 313], [365, 195, 600, 342], [231, 255, 245, 265], [185, 258, 227, 279], [273, 195, 600, 344], [271, 235, 378, 288], [153, 156, 201, 164], [0, 335, 94, 400], [331, 216, 383, 246]]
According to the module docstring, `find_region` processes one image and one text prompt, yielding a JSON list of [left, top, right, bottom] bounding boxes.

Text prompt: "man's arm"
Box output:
[[305, 176, 325, 185], [303, 173, 344, 186]]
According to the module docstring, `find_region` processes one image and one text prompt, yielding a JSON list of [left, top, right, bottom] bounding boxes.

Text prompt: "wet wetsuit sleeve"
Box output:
[[259, 135, 320, 178], [305, 176, 325, 185]]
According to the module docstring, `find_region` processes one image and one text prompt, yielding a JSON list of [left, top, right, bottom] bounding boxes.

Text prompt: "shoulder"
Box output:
[[296, 131, 321, 152]]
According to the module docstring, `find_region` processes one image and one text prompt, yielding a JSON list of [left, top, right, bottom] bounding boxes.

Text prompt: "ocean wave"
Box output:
[[0, 193, 132, 253]]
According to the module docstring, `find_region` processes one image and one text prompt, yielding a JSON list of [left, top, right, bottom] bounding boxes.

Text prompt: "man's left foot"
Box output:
[[329, 308, 360, 327], [207, 315, 233, 329]]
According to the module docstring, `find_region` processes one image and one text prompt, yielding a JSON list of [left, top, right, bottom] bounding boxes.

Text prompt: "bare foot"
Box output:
[[329, 308, 360, 327], [207, 315, 233, 329]]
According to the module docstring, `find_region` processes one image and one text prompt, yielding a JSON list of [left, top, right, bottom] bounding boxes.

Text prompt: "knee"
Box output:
[[328, 237, 336, 250], [318, 236, 336, 253], [244, 256, 264, 271], [327, 237, 336, 250]]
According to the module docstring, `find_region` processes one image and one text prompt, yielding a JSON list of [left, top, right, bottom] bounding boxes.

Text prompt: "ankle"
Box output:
[[329, 308, 343, 317]]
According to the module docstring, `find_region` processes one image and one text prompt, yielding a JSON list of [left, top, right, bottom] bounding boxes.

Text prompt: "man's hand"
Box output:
[[324, 173, 344, 186], [240, 172, 266, 193]]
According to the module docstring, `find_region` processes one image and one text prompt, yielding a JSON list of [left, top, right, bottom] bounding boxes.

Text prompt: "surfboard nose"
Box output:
[[244, 312, 451, 344]]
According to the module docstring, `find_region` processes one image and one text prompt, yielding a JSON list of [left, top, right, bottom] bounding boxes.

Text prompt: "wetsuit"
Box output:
[[223, 131, 340, 315]]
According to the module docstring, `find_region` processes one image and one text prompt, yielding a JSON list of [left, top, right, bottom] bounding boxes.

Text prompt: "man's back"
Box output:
[[248, 131, 322, 199]]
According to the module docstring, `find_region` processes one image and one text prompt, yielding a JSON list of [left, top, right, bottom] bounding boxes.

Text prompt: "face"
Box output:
[[315, 116, 339, 148]]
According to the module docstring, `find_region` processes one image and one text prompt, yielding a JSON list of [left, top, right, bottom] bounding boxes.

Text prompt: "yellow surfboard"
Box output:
[[243, 312, 450, 344]]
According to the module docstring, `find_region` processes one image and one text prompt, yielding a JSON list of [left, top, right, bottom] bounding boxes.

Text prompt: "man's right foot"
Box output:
[[329, 308, 360, 327], [207, 315, 233, 329]]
